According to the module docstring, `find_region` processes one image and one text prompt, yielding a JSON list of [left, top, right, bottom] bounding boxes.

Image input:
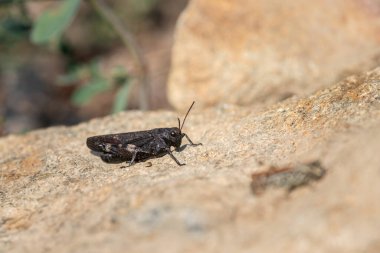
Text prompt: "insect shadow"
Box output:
[[86, 102, 202, 166], [250, 161, 326, 195]]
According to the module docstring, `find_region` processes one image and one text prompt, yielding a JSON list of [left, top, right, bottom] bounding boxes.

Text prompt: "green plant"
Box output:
[[30, 0, 150, 112], [31, 0, 81, 44], [58, 61, 130, 113], [0, 0, 32, 45]]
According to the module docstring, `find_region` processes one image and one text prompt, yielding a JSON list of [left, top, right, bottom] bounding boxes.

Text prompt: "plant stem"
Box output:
[[88, 0, 150, 110]]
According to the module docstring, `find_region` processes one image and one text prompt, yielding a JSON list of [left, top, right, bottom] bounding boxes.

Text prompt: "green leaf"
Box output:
[[57, 60, 102, 86], [71, 79, 109, 105], [57, 69, 80, 86], [31, 0, 80, 44], [112, 65, 129, 85], [112, 82, 131, 113]]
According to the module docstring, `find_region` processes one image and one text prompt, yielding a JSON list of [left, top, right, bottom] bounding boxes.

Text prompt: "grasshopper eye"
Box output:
[[170, 131, 176, 137]]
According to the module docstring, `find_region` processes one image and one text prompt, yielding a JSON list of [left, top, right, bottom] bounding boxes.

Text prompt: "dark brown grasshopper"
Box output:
[[86, 102, 202, 166]]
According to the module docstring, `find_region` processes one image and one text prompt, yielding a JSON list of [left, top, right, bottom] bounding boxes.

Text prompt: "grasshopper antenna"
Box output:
[[177, 118, 181, 129], [180, 101, 195, 131]]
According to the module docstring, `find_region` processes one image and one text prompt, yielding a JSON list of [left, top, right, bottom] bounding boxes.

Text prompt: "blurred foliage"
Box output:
[[0, 0, 187, 134], [29, 0, 152, 112], [58, 60, 130, 113], [0, 0, 158, 113], [126, 0, 159, 25], [130, 0, 158, 15], [31, 0, 80, 44], [112, 79, 131, 113], [112, 66, 133, 113], [61, 61, 109, 105], [0, 16, 31, 42], [0, 0, 32, 46]]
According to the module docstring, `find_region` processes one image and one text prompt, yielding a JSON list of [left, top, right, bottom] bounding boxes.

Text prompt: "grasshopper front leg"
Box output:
[[166, 148, 185, 166], [183, 134, 202, 146]]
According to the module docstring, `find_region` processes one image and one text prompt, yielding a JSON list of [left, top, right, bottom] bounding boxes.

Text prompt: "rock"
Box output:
[[168, 0, 380, 111], [0, 67, 379, 252]]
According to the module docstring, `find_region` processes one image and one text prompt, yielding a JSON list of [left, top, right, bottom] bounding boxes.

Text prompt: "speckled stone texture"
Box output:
[[1, 67, 379, 253], [168, 0, 380, 111]]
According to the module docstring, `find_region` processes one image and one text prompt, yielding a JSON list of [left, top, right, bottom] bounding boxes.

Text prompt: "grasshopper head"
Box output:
[[162, 127, 183, 149], [167, 101, 195, 150]]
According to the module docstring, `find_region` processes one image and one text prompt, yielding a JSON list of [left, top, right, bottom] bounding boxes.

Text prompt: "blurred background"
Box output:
[[0, 0, 188, 136]]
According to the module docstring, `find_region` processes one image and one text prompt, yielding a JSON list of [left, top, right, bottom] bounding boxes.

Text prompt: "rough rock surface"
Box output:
[[168, 0, 380, 111], [1, 67, 380, 252]]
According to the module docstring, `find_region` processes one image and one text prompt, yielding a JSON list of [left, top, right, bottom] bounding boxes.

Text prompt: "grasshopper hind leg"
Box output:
[[100, 153, 124, 164]]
